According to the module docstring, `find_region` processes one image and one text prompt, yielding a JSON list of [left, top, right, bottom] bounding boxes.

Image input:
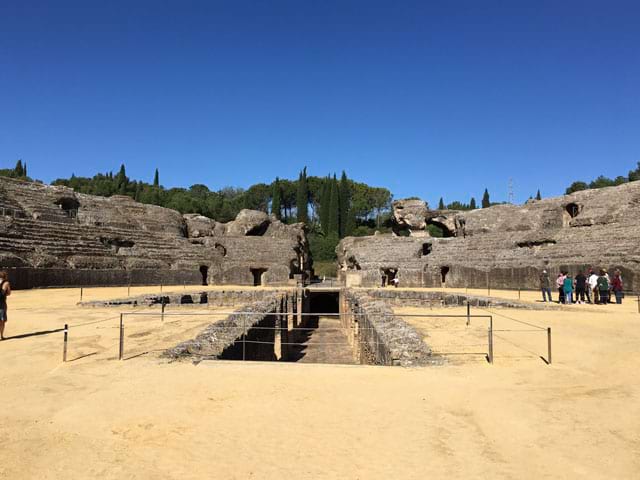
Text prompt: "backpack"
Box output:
[[597, 277, 609, 290]]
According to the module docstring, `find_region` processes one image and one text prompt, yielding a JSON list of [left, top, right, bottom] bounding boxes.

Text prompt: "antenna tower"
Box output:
[[508, 178, 514, 204]]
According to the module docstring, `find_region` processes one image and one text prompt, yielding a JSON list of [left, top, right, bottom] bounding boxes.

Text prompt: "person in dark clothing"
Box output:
[[597, 270, 610, 304], [611, 273, 624, 304], [575, 271, 587, 304], [0, 271, 11, 340], [539, 270, 552, 302]]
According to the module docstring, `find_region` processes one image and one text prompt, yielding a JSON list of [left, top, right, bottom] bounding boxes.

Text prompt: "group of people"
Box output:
[[539, 268, 624, 305]]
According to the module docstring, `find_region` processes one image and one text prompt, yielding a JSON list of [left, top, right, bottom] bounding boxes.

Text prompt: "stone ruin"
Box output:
[[338, 182, 640, 291], [0, 177, 310, 289]]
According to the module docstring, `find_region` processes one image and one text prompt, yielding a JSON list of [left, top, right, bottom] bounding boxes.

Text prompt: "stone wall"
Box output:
[[0, 177, 310, 289], [82, 288, 290, 307], [342, 290, 435, 366], [164, 295, 287, 359], [338, 182, 640, 291]]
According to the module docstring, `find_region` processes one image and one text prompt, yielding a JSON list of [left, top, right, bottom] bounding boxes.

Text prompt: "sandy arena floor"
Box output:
[[0, 286, 638, 479]]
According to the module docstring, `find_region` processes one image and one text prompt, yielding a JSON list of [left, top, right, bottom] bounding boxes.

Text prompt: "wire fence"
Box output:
[[55, 308, 552, 366]]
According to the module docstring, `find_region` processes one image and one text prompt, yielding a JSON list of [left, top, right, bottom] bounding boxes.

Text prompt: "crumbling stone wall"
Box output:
[[82, 288, 289, 307], [338, 182, 640, 291], [0, 177, 310, 289], [164, 295, 287, 359], [342, 290, 434, 366]]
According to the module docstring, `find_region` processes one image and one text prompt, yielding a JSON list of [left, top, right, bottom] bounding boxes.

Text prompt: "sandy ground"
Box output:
[[1, 286, 639, 479]]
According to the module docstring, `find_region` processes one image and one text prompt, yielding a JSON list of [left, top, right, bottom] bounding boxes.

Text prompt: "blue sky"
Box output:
[[1, 0, 639, 207]]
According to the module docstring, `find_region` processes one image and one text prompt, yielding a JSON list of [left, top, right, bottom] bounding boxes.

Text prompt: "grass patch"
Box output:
[[313, 261, 337, 278]]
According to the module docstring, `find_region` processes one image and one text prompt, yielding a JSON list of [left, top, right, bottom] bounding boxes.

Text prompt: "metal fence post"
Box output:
[[63, 324, 68, 362], [119, 313, 124, 360], [466, 302, 470, 326], [80, 287, 83, 302], [518, 287, 521, 300], [127, 284, 130, 297], [242, 315, 246, 361], [161, 300, 165, 321], [547, 327, 552, 364], [488, 316, 494, 364], [160, 282, 163, 293]]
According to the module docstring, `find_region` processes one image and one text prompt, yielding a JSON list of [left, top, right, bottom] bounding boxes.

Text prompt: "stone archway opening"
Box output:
[[565, 203, 580, 218], [427, 220, 454, 238], [440, 266, 450, 284], [199, 265, 209, 286], [54, 197, 80, 218], [250, 268, 268, 286]]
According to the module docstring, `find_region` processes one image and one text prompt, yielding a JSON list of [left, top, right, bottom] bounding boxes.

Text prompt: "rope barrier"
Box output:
[[476, 308, 546, 330]]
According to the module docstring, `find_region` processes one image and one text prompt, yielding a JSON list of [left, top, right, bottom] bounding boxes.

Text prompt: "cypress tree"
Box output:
[[328, 175, 340, 235], [14, 160, 24, 177], [438, 197, 445, 210], [470, 197, 477, 209], [271, 177, 282, 220], [482, 188, 490, 208], [338, 171, 353, 237], [320, 175, 331, 235], [296, 167, 309, 224], [23, 162, 27, 178], [153, 168, 160, 187], [116, 164, 128, 194], [536, 189, 542, 200]]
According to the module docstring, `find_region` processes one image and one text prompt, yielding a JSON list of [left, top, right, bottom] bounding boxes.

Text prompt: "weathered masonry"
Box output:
[[161, 287, 433, 366], [337, 182, 640, 291], [0, 177, 310, 289]]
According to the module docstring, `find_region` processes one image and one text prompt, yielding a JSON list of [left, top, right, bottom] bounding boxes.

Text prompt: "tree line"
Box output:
[[566, 162, 640, 194], [0, 160, 30, 181]]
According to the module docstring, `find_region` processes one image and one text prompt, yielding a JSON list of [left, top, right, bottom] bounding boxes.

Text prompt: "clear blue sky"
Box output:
[[1, 0, 639, 207]]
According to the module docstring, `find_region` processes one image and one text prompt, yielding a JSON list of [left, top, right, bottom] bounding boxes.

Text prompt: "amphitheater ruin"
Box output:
[[1, 175, 639, 367], [2, 176, 639, 478]]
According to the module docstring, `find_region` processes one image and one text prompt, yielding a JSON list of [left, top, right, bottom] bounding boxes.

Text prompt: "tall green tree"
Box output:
[[153, 168, 160, 187], [481, 188, 490, 208], [338, 171, 353, 237], [271, 177, 282, 219], [536, 189, 542, 200], [115, 164, 128, 194], [14, 160, 24, 177], [629, 162, 640, 182], [438, 197, 445, 210], [320, 175, 331, 234], [470, 197, 477, 209], [327, 175, 340, 235], [296, 167, 309, 224]]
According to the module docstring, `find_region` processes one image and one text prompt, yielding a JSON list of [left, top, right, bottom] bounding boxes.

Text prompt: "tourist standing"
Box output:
[[563, 273, 574, 304], [575, 271, 587, 304], [585, 268, 593, 303], [0, 271, 11, 340], [556, 273, 566, 304], [597, 270, 610, 304], [588, 270, 599, 304], [539, 270, 552, 302], [611, 273, 624, 304]]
